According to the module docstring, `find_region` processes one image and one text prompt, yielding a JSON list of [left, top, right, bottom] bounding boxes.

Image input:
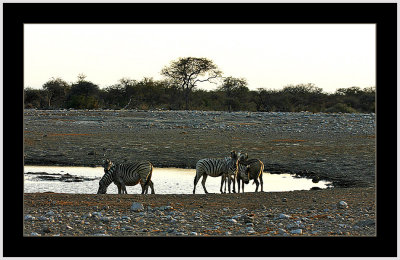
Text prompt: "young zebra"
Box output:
[[97, 159, 155, 194], [221, 164, 250, 193], [238, 153, 265, 192], [193, 150, 240, 194]]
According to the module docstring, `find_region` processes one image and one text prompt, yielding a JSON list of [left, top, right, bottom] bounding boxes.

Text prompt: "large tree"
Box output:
[[161, 57, 222, 110]]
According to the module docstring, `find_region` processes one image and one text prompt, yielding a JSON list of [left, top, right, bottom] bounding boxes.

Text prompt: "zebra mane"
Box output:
[[239, 158, 259, 166]]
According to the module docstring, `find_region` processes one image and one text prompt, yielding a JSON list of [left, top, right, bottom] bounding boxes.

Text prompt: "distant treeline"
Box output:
[[24, 75, 375, 113]]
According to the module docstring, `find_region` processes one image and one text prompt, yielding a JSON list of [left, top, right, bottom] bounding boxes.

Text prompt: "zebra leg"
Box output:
[[237, 178, 241, 193], [260, 174, 264, 192], [121, 183, 128, 194], [201, 174, 209, 194], [242, 181, 245, 193], [140, 183, 146, 194], [193, 173, 202, 194], [227, 175, 232, 194], [232, 175, 236, 193], [220, 175, 225, 194], [117, 185, 122, 194], [254, 179, 260, 192], [149, 180, 155, 194]]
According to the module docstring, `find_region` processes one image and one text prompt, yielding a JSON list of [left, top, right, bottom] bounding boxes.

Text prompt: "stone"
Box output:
[[130, 202, 144, 212], [276, 214, 291, 220], [246, 227, 256, 233], [38, 216, 49, 221], [337, 201, 348, 209], [121, 216, 131, 221], [42, 226, 52, 233], [100, 216, 111, 223], [355, 219, 375, 227], [228, 218, 237, 224], [92, 212, 102, 217], [24, 215, 35, 221], [158, 205, 173, 211], [45, 211, 55, 217], [290, 229, 302, 235], [278, 228, 287, 235]]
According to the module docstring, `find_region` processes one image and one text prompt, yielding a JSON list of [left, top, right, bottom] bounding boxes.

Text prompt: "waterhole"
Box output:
[[24, 166, 332, 194]]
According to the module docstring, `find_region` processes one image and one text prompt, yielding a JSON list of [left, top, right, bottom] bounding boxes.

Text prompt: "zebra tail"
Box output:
[[258, 161, 264, 179], [143, 163, 153, 188], [253, 161, 264, 185]]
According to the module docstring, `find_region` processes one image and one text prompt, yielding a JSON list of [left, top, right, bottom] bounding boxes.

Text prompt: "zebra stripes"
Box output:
[[97, 159, 154, 194], [238, 153, 264, 192], [193, 151, 239, 194], [236, 164, 251, 193]]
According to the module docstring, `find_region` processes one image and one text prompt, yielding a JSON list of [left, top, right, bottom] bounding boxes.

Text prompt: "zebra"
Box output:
[[97, 159, 155, 194], [193, 150, 240, 194], [238, 153, 265, 192], [236, 163, 251, 193]]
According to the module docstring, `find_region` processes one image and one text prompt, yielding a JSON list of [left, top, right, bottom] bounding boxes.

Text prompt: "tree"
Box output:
[[24, 87, 47, 108], [66, 75, 101, 109], [42, 77, 70, 108], [161, 57, 222, 110], [218, 76, 249, 112]]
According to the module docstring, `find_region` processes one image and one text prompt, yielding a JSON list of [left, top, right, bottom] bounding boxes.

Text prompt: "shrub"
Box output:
[[324, 103, 358, 113]]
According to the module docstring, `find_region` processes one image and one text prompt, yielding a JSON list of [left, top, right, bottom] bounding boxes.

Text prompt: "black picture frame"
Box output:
[[4, 3, 396, 257]]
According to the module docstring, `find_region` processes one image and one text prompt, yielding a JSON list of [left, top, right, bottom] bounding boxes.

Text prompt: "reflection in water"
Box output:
[[24, 166, 332, 194]]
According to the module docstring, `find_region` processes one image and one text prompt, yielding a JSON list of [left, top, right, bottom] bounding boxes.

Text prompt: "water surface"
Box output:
[[24, 166, 332, 194]]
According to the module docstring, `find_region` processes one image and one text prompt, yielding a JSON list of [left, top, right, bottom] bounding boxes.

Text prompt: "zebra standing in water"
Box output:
[[97, 159, 155, 194], [193, 151, 240, 194], [238, 153, 265, 192]]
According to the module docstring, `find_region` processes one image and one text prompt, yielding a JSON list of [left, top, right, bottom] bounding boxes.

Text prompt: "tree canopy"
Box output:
[[24, 57, 375, 113], [161, 57, 222, 110]]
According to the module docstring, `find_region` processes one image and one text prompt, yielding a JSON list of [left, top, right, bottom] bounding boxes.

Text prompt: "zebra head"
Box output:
[[98, 159, 113, 194], [239, 153, 248, 164], [102, 159, 113, 171], [239, 164, 251, 184], [97, 181, 108, 194]]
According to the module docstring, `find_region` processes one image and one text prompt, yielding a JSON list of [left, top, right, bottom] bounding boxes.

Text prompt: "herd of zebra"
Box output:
[[97, 151, 264, 195]]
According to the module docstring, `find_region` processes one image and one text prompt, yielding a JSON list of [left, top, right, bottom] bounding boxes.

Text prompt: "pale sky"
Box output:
[[24, 24, 375, 93]]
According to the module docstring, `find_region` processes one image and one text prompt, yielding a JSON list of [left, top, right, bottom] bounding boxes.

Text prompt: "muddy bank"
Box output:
[[24, 109, 375, 188]]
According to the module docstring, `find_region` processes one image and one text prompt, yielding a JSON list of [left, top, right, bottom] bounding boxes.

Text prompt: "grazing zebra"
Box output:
[[193, 151, 240, 194], [97, 159, 154, 194], [238, 153, 265, 192]]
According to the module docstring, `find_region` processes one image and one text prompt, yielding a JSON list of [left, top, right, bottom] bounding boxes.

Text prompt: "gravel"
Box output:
[[23, 187, 376, 237]]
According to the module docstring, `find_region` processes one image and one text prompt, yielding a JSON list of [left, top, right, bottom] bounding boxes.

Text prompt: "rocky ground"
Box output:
[[23, 109, 376, 237], [24, 109, 376, 188], [24, 187, 376, 237]]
